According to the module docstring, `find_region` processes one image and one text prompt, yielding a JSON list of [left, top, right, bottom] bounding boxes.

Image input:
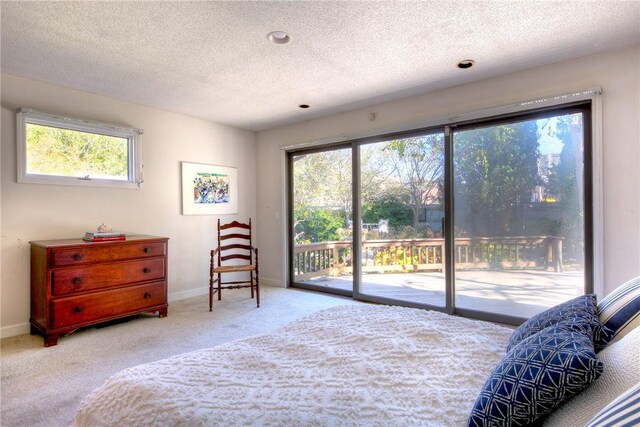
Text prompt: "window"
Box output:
[[452, 107, 592, 320], [17, 108, 143, 188], [287, 89, 600, 326]]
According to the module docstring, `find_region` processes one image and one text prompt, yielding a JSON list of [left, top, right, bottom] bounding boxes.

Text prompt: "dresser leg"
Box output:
[[44, 334, 59, 347], [158, 307, 168, 318]]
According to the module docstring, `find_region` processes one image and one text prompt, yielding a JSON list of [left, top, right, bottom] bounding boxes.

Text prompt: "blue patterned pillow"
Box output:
[[469, 325, 604, 427], [585, 382, 640, 427], [507, 294, 613, 352]]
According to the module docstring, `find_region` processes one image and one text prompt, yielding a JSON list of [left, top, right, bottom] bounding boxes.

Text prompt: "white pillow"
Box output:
[[585, 382, 640, 427], [598, 275, 640, 344], [543, 325, 640, 426]]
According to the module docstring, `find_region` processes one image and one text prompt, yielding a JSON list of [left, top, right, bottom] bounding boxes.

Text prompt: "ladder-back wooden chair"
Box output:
[[209, 219, 259, 311]]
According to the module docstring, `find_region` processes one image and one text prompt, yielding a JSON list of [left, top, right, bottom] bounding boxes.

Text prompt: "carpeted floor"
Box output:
[[1, 286, 359, 427]]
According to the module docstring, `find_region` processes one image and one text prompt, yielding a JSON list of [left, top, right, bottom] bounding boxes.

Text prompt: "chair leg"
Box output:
[[209, 275, 213, 312], [250, 271, 255, 299], [255, 271, 260, 308], [217, 272, 222, 301]]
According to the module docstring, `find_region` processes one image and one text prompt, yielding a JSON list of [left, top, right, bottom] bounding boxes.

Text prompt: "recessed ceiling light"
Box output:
[[298, 104, 310, 109], [457, 59, 475, 69], [267, 31, 291, 44]]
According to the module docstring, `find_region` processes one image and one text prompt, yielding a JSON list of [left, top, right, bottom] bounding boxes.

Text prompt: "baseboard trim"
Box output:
[[168, 286, 209, 302], [261, 277, 284, 287], [1, 322, 30, 339]]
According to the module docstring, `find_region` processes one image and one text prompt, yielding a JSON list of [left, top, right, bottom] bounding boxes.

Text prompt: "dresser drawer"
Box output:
[[52, 258, 166, 296], [52, 241, 166, 267], [52, 281, 166, 329]]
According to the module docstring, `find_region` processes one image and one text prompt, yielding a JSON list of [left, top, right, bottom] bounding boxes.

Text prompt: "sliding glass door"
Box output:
[[357, 132, 446, 307], [288, 101, 593, 324], [290, 147, 353, 295], [452, 108, 591, 318]]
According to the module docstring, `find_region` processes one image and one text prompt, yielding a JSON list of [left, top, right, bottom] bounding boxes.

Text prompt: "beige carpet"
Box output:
[[1, 286, 359, 427]]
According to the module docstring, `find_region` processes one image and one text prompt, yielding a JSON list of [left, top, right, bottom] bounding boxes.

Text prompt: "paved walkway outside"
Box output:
[[298, 270, 583, 318]]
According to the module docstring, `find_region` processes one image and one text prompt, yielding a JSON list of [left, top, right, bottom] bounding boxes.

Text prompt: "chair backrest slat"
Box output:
[[219, 221, 250, 231], [217, 218, 253, 266], [221, 254, 252, 262], [220, 233, 250, 241], [220, 243, 251, 252]]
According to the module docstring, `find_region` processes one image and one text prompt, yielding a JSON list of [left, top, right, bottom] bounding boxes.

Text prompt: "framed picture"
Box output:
[[181, 162, 238, 215]]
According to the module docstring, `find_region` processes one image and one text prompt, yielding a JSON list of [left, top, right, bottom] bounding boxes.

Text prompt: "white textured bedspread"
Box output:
[[74, 305, 512, 426]]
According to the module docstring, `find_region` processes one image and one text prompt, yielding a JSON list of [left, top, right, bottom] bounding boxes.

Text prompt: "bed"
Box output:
[[74, 277, 640, 426], [73, 305, 513, 426]]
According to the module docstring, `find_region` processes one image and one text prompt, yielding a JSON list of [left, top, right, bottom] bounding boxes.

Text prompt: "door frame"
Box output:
[[285, 94, 599, 325]]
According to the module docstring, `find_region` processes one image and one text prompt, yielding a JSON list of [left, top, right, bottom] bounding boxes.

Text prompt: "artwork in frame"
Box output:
[[181, 162, 238, 215]]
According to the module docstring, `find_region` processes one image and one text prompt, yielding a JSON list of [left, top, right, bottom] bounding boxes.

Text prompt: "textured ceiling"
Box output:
[[1, 1, 639, 131]]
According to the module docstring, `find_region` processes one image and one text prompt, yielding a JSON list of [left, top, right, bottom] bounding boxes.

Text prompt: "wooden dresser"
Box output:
[[30, 235, 169, 346]]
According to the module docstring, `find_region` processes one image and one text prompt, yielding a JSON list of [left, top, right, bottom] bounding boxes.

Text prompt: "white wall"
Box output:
[[256, 44, 640, 296], [0, 73, 257, 337]]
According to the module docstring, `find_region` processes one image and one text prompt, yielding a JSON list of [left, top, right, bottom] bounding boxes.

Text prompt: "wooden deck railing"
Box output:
[[294, 236, 563, 279]]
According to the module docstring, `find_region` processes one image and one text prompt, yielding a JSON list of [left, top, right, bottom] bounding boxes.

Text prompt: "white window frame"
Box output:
[[16, 108, 144, 189]]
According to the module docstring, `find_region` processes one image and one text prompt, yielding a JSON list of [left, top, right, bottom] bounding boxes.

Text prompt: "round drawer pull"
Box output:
[[144, 247, 152, 254], [144, 292, 152, 299], [143, 267, 151, 274], [74, 253, 84, 261], [73, 306, 83, 313], [73, 277, 82, 285]]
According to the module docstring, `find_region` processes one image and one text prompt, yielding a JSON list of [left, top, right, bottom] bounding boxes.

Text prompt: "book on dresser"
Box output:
[[82, 236, 126, 242], [29, 235, 169, 346], [83, 231, 127, 242]]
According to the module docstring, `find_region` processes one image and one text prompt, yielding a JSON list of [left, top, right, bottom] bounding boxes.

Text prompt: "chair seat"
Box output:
[[212, 264, 256, 273]]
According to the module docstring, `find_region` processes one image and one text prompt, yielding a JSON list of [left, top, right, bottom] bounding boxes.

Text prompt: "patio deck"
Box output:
[[297, 269, 583, 318]]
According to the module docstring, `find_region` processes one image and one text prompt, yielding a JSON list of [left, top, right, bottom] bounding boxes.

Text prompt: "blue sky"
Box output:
[[537, 117, 564, 155]]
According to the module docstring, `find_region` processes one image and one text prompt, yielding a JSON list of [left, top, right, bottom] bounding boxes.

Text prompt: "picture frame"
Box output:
[[181, 162, 238, 215]]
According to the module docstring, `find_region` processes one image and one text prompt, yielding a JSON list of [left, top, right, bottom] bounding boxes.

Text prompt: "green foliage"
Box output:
[[373, 246, 412, 266], [394, 225, 427, 239], [548, 114, 585, 261], [454, 121, 540, 236], [294, 206, 345, 243], [293, 150, 352, 219], [293, 140, 443, 238], [523, 217, 562, 236], [371, 245, 440, 267], [26, 124, 128, 178], [361, 193, 413, 227], [384, 135, 444, 227]]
